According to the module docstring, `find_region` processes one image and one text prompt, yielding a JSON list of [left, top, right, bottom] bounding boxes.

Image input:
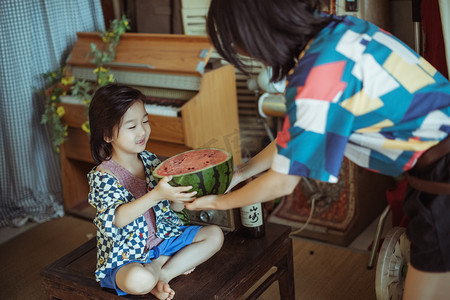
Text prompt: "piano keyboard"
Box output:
[[144, 96, 185, 117], [59, 95, 184, 117]]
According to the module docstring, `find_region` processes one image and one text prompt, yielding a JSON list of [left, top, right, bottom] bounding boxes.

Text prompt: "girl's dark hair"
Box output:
[[206, 0, 332, 82], [89, 84, 146, 164]]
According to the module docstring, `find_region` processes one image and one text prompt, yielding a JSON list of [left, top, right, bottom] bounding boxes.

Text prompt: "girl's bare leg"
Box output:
[[115, 256, 174, 299], [159, 225, 224, 284], [403, 264, 450, 300], [115, 262, 159, 296]]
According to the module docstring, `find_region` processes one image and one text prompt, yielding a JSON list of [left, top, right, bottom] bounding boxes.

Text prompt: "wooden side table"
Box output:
[[41, 222, 295, 299]]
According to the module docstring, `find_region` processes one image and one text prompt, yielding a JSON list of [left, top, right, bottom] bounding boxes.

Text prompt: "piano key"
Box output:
[[144, 103, 181, 117]]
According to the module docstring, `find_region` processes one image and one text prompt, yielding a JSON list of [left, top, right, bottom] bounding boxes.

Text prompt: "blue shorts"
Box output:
[[100, 225, 201, 296]]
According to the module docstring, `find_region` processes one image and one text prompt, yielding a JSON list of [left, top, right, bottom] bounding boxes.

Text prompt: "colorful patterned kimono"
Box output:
[[273, 15, 450, 182]]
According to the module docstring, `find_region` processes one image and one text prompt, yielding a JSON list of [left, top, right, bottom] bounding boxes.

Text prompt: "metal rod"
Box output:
[[413, 22, 423, 55]]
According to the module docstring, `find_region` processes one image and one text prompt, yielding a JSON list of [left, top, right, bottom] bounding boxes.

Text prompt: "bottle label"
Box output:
[[240, 204, 263, 227]]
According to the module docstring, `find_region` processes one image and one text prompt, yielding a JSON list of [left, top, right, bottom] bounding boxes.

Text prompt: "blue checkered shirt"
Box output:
[[87, 151, 183, 281]]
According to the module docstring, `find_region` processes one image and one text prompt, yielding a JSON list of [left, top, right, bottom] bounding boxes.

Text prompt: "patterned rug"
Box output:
[[269, 158, 356, 233]]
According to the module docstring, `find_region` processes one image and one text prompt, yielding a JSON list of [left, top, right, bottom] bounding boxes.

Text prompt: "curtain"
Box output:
[[0, 0, 105, 227], [421, 0, 448, 79]]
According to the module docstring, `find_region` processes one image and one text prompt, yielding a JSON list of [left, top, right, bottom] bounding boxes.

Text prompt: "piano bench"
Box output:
[[40, 222, 295, 300]]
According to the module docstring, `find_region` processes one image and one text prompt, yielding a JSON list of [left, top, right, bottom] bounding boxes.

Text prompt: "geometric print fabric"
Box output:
[[273, 15, 450, 182]]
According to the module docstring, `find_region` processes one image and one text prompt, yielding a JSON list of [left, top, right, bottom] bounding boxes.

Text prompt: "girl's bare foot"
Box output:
[[183, 267, 195, 275], [150, 280, 175, 300]]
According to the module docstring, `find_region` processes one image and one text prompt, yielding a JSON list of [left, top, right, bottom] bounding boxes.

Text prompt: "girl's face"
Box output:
[[107, 101, 151, 158]]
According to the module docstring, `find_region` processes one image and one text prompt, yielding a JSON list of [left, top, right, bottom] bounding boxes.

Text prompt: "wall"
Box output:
[[389, 0, 415, 49]]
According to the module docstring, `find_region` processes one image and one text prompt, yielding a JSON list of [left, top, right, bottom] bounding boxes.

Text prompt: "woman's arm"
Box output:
[[185, 168, 301, 211], [228, 140, 278, 191]]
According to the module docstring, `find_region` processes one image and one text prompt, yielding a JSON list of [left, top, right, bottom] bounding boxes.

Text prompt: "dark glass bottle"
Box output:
[[240, 203, 265, 238]]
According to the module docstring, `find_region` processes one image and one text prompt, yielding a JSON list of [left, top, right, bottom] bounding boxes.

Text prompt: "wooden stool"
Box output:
[[41, 222, 295, 299]]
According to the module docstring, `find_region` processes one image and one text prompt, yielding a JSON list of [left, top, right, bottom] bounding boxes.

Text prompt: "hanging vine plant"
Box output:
[[41, 15, 130, 153]]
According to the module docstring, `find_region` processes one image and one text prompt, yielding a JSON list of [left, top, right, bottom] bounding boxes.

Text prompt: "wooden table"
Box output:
[[41, 222, 295, 299]]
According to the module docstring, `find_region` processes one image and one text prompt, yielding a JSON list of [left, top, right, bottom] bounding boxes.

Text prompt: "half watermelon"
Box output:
[[152, 148, 233, 197]]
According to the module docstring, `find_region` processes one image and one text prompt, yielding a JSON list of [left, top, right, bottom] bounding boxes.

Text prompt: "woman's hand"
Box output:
[[184, 194, 222, 211], [153, 176, 197, 202]]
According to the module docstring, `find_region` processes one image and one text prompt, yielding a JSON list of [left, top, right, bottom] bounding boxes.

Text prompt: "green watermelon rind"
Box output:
[[152, 148, 233, 197]]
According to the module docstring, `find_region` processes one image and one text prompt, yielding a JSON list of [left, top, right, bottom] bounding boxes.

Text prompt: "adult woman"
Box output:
[[185, 1, 450, 299]]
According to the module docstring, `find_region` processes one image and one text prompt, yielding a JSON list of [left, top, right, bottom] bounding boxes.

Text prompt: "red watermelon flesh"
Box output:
[[152, 148, 233, 196], [156, 149, 228, 176]]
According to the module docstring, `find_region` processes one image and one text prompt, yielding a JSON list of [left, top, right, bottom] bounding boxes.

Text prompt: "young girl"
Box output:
[[87, 84, 224, 300], [185, 1, 450, 299]]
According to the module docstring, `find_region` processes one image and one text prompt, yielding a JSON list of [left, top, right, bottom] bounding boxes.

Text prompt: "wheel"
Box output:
[[375, 226, 410, 300]]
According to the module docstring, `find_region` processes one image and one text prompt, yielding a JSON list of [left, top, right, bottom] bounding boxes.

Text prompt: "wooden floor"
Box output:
[[0, 216, 377, 300], [248, 238, 376, 300]]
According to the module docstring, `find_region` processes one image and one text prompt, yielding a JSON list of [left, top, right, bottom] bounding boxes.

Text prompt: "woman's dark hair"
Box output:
[[89, 84, 146, 164], [206, 0, 332, 82]]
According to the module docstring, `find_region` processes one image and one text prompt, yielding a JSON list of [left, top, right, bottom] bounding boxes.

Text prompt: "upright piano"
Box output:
[[59, 33, 241, 230]]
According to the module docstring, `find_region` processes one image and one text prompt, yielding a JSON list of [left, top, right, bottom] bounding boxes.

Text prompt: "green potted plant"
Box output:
[[41, 15, 130, 153]]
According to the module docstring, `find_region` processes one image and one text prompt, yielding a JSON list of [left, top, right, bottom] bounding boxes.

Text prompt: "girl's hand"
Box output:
[[153, 176, 197, 202], [184, 194, 224, 211]]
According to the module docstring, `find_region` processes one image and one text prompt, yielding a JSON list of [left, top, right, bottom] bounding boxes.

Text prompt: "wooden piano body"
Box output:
[[60, 33, 241, 229]]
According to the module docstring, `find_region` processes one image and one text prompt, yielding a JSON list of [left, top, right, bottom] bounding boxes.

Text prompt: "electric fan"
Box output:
[[375, 226, 410, 300]]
